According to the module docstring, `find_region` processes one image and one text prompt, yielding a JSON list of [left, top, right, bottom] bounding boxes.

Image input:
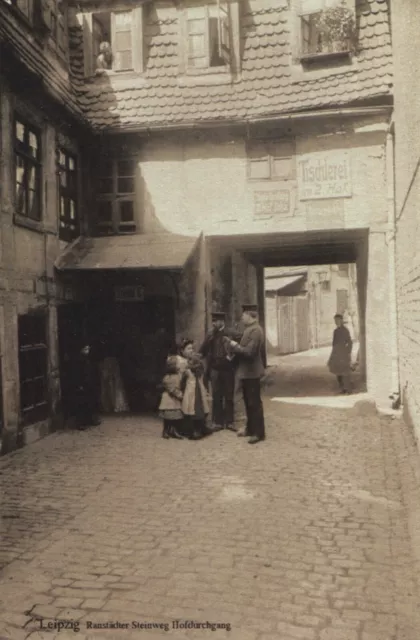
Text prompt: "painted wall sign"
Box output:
[[298, 151, 352, 200], [254, 190, 291, 217]]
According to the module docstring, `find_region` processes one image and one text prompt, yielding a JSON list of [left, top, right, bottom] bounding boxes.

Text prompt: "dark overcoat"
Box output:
[[327, 326, 353, 375], [230, 321, 265, 379]]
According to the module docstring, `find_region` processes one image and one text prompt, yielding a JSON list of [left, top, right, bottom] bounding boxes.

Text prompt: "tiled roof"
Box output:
[[69, 0, 393, 131]]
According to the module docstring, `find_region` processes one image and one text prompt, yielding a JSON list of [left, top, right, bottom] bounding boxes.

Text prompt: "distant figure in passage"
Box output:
[[327, 313, 353, 394], [74, 345, 101, 429]]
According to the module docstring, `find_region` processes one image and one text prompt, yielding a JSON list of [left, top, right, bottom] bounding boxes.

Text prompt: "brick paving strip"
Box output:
[[0, 402, 419, 640]]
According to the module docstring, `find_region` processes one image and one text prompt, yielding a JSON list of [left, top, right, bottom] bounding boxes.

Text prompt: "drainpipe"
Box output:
[[386, 126, 400, 400]]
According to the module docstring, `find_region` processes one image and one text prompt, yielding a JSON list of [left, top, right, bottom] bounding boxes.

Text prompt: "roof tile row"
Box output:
[[69, 0, 392, 130]]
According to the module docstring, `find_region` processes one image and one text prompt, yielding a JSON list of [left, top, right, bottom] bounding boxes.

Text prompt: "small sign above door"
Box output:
[[114, 285, 145, 301], [254, 190, 291, 217]]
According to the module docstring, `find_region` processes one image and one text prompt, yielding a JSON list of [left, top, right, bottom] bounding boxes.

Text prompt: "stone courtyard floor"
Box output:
[[1, 380, 420, 639]]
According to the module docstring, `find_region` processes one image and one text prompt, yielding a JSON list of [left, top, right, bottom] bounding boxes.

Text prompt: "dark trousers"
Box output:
[[337, 374, 351, 392], [242, 378, 265, 439], [210, 368, 234, 426]]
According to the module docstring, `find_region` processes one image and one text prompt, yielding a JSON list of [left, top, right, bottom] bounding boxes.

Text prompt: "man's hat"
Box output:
[[334, 313, 343, 319], [242, 304, 258, 312], [211, 311, 226, 320]]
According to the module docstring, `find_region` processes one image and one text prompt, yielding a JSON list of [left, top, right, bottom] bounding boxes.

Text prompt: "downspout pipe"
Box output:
[[386, 125, 400, 401]]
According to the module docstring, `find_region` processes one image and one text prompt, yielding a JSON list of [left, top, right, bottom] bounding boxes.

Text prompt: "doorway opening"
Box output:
[[264, 262, 363, 398]]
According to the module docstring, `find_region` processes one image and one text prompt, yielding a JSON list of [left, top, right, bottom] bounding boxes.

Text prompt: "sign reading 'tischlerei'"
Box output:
[[298, 151, 352, 200]]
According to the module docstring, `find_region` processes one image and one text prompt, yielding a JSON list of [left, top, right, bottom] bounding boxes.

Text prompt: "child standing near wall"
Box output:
[[158, 356, 184, 439]]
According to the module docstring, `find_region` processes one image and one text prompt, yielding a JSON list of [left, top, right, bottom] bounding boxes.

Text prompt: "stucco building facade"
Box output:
[[0, 0, 396, 452], [392, 0, 420, 443]]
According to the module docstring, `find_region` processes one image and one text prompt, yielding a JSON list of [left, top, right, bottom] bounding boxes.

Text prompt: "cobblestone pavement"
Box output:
[[1, 386, 420, 640]]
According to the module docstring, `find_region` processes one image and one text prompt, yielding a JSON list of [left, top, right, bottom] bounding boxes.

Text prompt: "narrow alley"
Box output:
[[1, 364, 420, 640]]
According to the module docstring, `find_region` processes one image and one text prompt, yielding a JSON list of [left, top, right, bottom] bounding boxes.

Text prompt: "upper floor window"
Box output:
[[82, 7, 144, 77], [298, 0, 355, 60], [96, 158, 137, 235], [247, 140, 296, 182], [58, 149, 79, 242], [338, 263, 349, 276], [5, 0, 30, 19], [184, 3, 230, 70], [50, 0, 67, 55], [14, 117, 42, 221]]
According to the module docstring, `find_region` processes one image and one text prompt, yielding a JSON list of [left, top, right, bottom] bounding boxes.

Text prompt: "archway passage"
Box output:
[[211, 228, 368, 399]]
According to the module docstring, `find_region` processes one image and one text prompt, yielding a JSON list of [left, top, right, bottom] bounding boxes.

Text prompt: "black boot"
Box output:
[[170, 424, 184, 439], [162, 421, 171, 439]]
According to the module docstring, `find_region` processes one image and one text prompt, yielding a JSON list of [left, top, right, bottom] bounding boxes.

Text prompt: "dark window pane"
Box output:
[[98, 178, 113, 194], [117, 177, 134, 193], [117, 159, 135, 176], [28, 189, 39, 220], [98, 201, 113, 221], [119, 200, 134, 222]]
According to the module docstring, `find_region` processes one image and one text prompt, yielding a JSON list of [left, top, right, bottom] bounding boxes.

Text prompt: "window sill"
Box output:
[[299, 50, 352, 65], [14, 214, 56, 236], [87, 71, 147, 88], [291, 52, 357, 83]]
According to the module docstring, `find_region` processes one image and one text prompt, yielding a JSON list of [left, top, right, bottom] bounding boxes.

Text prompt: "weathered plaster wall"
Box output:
[[392, 0, 420, 443], [138, 120, 388, 238], [135, 118, 393, 401], [0, 77, 83, 452]]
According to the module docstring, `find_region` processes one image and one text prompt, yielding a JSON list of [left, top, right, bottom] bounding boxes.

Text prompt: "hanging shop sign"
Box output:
[[298, 151, 352, 200]]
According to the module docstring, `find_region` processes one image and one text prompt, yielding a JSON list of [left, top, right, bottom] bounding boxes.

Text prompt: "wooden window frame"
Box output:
[[247, 140, 296, 182], [50, 0, 68, 57], [57, 148, 79, 242], [96, 158, 137, 236], [18, 312, 49, 426], [183, 2, 231, 72], [297, 0, 355, 62], [6, 0, 32, 22], [14, 115, 42, 222], [84, 7, 144, 78]]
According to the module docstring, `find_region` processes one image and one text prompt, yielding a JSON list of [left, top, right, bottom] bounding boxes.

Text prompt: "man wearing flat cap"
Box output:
[[224, 304, 266, 444], [199, 311, 241, 432]]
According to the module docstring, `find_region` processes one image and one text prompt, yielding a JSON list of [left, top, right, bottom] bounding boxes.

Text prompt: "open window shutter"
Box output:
[[112, 11, 134, 71], [82, 13, 94, 77], [217, 0, 230, 64], [131, 6, 144, 73], [186, 7, 210, 68]]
